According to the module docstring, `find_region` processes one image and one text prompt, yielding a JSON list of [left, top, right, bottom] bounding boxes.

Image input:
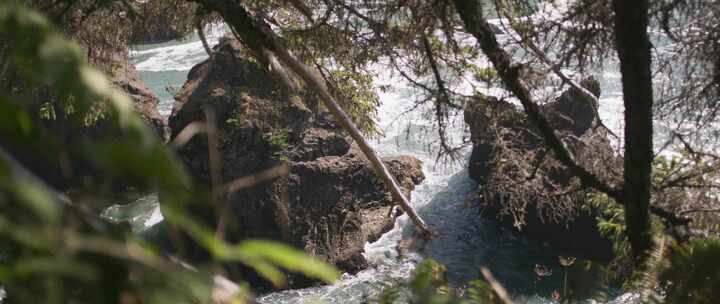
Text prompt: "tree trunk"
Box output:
[[612, 0, 655, 264]]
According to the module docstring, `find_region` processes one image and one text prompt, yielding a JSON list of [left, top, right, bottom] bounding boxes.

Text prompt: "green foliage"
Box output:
[[660, 238, 720, 304], [586, 188, 683, 295], [587, 193, 627, 247], [0, 3, 339, 303], [326, 69, 381, 136], [266, 128, 290, 153], [469, 65, 499, 85], [585, 192, 634, 286], [38, 101, 56, 120], [652, 154, 720, 238]]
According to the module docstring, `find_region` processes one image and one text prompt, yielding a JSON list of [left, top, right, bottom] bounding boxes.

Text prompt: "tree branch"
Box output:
[[196, 17, 213, 57], [422, 34, 462, 160], [454, 0, 621, 200], [496, 9, 619, 141]]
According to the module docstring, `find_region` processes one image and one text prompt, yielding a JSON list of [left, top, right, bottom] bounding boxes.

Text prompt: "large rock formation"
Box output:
[[464, 79, 617, 261], [168, 38, 424, 286]]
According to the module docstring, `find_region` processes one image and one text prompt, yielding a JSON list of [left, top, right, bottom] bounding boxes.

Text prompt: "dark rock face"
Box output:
[[168, 38, 424, 286], [464, 79, 616, 262], [113, 63, 167, 139], [285, 151, 422, 274]]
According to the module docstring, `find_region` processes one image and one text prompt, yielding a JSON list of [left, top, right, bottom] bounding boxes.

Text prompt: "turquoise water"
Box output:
[[134, 70, 187, 115]]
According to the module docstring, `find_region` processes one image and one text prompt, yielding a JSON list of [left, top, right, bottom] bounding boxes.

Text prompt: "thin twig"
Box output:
[[171, 121, 207, 148], [480, 266, 515, 304], [197, 18, 214, 57], [224, 164, 290, 194]]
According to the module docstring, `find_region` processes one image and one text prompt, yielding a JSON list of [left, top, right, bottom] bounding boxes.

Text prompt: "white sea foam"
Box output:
[[132, 23, 228, 72]]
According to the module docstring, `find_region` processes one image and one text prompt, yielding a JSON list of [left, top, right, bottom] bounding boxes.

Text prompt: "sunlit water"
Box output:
[[113, 21, 646, 303]]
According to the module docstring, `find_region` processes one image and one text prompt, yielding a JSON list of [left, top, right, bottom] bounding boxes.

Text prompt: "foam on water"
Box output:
[[130, 24, 227, 72]]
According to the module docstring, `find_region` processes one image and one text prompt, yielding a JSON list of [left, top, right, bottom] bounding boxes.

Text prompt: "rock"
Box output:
[[284, 151, 422, 274], [464, 78, 617, 262], [112, 62, 167, 139], [168, 37, 424, 287], [289, 124, 351, 161]]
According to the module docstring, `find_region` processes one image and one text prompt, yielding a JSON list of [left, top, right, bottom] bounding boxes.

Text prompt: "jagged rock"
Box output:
[[464, 78, 617, 261], [285, 150, 422, 273], [289, 124, 351, 161], [168, 38, 424, 287], [113, 62, 167, 139]]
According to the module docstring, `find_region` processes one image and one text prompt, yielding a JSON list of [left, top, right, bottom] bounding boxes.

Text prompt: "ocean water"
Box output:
[[118, 19, 644, 303]]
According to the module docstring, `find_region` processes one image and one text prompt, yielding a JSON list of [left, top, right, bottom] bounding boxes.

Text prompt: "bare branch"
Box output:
[[480, 266, 515, 304], [196, 17, 213, 57], [498, 12, 619, 141], [225, 164, 290, 194], [679, 208, 720, 215], [171, 121, 207, 148]]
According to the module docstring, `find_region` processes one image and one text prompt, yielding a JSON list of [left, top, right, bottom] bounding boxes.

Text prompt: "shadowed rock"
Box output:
[[113, 63, 167, 139], [464, 78, 617, 262]]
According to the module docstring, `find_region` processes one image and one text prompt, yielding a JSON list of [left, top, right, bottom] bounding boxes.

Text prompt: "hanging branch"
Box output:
[[422, 34, 463, 161], [494, 4, 619, 141], [196, 17, 213, 57], [192, 0, 435, 239]]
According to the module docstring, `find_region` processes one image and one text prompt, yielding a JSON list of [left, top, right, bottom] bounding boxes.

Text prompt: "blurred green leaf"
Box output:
[[164, 208, 340, 286], [236, 240, 341, 284]]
